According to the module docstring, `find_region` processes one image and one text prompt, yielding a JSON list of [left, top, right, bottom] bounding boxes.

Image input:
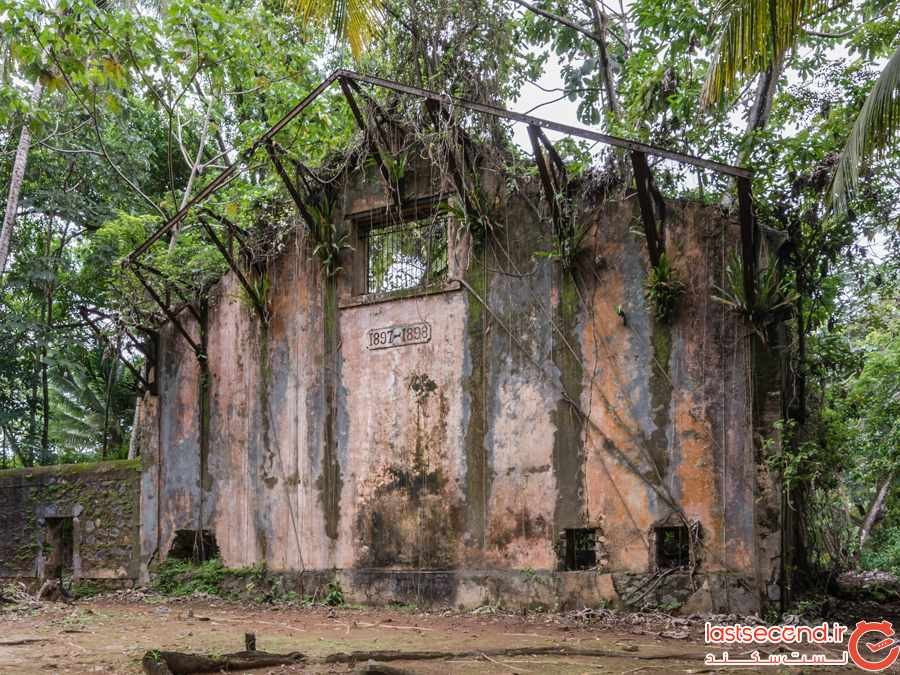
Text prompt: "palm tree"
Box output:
[[0, 82, 44, 278], [829, 45, 900, 211], [286, 0, 385, 58], [701, 0, 899, 210], [49, 353, 131, 459]]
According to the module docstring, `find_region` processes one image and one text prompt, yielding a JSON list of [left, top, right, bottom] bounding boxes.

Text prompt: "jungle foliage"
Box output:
[[0, 0, 896, 580]]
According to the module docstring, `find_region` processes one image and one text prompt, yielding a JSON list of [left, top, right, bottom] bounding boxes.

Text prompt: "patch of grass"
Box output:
[[151, 558, 306, 604], [71, 581, 103, 600], [152, 559, 352, 607], [153, 558, 229, 597], [387, 600, 418, 612]]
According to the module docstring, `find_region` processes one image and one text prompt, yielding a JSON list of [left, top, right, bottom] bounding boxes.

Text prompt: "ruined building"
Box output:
[[2, 72, 788, 613], [0, 461, 141, 583]]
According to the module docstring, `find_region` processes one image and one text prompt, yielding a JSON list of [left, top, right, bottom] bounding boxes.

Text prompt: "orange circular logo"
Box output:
[[848, 620, 900, 671]]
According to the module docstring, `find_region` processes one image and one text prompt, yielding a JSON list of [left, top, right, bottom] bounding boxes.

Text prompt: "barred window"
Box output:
[[362, 213, 448, 295]]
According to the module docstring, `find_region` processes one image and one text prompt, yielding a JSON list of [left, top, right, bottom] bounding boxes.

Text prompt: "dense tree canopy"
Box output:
[[0, 0, 897, 578]]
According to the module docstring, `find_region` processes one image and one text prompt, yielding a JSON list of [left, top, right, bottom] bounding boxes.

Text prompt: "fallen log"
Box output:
[[142, 644, 707, 674], [0, 637, 49, 646], [355, 661, 416, 674], [323, 645, 708, 664], [141, 649, 305, 675]]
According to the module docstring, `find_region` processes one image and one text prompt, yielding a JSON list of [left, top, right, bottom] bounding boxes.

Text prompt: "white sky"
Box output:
[[509, 52, 592, 149]]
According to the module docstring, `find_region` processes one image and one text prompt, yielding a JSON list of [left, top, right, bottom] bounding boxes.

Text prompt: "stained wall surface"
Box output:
[[137, 168, 782, 613], [0, 460, 141, 581]]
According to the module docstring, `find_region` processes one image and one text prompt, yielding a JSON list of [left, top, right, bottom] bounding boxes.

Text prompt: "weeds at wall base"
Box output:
[[150, 558, 345, 607]]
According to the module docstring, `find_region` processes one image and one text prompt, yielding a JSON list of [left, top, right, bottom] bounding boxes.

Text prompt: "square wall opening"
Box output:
[[44, 516, 74, 578], [562, 528, 597, 571], [655, 525, 691, 569]]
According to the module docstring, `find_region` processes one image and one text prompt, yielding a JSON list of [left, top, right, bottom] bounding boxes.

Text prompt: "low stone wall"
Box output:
[[0, 460, 141, 581]]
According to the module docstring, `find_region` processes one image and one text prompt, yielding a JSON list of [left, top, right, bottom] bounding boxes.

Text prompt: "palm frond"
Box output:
[[286, 0, 383, 58], [48, 352, 130, 456], [702, 0, 828, 108], [829, 44, 900, 213]]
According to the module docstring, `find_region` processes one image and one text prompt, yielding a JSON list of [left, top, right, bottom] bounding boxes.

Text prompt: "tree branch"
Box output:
[[509, 0, 598, 44]]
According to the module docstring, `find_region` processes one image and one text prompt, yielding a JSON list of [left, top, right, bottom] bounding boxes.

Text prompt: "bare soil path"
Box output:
[[0, 598, 862, 674]]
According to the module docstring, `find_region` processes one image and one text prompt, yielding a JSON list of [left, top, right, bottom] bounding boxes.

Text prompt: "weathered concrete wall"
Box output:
[[0, 460, 141, 581], [136, 165, 782, 613]]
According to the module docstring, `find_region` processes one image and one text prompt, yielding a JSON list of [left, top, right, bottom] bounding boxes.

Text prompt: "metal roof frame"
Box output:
[[124, 68, 753, 265]]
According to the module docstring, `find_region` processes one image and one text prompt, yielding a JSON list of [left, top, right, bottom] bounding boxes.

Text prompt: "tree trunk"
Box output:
[[858, 471, 895, 556], [739, 59, 783, 164], [26, 357, 38, 466], [0, 81, 44, 278], [168, 105, 211, 252], [587, 0, 620, 118], [128, 402, 141, 460], [101, 339, 120, 459], [40, 315, 50, 464]]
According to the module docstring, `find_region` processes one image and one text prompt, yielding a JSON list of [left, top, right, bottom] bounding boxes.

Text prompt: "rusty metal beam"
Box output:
[[125, 68, 752, 270], [265, 140, 319, 234], [199, 207, 250, 239], [124, 327, 154, 361], [199, 208, 254, 265], [528, 125, 564, 237], [135, 262, 202, 324], [199, 217, 267, 321], [79, 307, 154, 393], [423, 99, 478, 218], [344, 77, 394, 151], [737, 176, 757, 310], [131, 264, 203, 356], [534, 127, 567, 184], [339, 77, 395, 197], [336, 70, 752, 178], [631, 151, 662, 268]]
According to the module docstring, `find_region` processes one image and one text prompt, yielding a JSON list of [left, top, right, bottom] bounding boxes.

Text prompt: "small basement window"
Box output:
[[168, 529, 219, 563], [562, 528, 597, 571], [361, 211, 448, 295], [655, 525, 691, 569]]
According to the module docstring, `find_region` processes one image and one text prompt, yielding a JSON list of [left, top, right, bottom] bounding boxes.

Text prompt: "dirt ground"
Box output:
[[1, 594, 873, 675]]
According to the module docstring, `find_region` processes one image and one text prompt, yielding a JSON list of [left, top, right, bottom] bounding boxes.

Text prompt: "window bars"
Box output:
[[362, 214, 449, 294]]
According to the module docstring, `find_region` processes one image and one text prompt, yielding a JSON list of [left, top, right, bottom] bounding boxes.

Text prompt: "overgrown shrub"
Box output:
[[153, 558, 228, 596], [645, 253, 685, 322], [861, 527, 900, 576], [323, 579, 345, 606], [713, 253, 796, 337]]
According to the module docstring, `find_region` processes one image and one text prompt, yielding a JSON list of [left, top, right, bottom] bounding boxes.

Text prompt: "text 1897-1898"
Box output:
[[366, 322, 431, 350]]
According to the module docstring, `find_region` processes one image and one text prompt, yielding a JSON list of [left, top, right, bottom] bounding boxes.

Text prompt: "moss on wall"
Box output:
[[552, 268, 587, 530], [0, 460, 140, 579], [317, 274, 343, 540], [462, 254, 489, 549]]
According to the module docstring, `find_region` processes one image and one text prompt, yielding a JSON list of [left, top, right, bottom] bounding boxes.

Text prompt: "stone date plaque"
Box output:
[[366, 322, 432, 350]]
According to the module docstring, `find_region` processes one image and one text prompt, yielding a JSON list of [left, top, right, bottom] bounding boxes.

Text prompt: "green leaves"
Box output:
[[701, 0, 830, 108], [712, 253, 797, 337], [644, 253, 686, 323], [285, 0, 384, 58], [829, 44, 900, 212]]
